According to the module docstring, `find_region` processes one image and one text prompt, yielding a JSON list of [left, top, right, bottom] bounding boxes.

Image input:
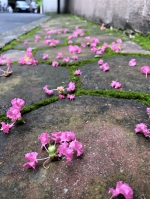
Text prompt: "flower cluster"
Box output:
[[109, 181, 133, 199], [35, 35, 41, 42], [69, 45, 82, 54], [0, 98, 25, 134], [111, 39, 122, 53], [45, 28, 69, 35], [43, 82, 76, 100], [23, 131, 83, 169], [44, 39, 60, 46], [18, 48, 38, 65], [68, 26, 84, 39], [0, 57, 12, 77]]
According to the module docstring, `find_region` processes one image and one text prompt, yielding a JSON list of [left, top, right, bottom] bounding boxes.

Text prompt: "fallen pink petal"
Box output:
[[129, 59, 136, 66], [109, 181, 133, 199]]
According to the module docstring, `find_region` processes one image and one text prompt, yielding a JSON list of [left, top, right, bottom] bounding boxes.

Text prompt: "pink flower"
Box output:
[[67, 94, 75, 100], [51, 131, 62, 143], [72, 55, 78, 60], [98, 59, 104, 65], [24, 41, 28, 45], [7, 107, 21, 122], [63, 57, 70, 63], [116, 38, 122, 44], [67, 82, 76, 92], [69, 140, 83, 156], [43, 85, 54, 95], [85, 36, 91, 40], [52, 61, 59, 67], [38, 132, 51, 148], [135, 123, 150, 137], [109, 181, 133, 199], [111, 81, 122, 89], [100, 23, 105, 30], [81, 42, 86, 48], [100, 63, 109, 71], [146, 107, 150, 117], [35, 35, 41, 40], [59, 94, 65, 99], [96, 50, 102, 55], [23, 152, 38, 169], [6, 59, 12, 68], [91, 47, 97, 53], [91, 38, 99, 44], [61, 131, 76, 142], [68, 40, 73, 45], [1, 122, 14, 134], [57, 142, 74, 162], [129, 59, 136, 66], [11, 98, 25, 110], [43, 54, 49, 60], [141, 66, 150, 78], [0, 55, 6, 59], [74, 69, 82, 75], [56, 53, 63, 59]]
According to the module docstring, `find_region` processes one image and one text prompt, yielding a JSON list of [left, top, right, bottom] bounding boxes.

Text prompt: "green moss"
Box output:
[[0, 114, 10, 124], [21, 96, 59, 114], [133, 33, 150, 50]]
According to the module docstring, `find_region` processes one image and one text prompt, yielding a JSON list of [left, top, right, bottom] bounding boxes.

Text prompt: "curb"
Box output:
[[0, 16, 50, 49]]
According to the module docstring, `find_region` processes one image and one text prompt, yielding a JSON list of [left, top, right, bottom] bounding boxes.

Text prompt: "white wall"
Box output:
[[43, 0, 65, 13]]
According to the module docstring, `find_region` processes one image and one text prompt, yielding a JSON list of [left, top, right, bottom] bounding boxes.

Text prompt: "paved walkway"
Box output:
[[0, 14, 150, 199]]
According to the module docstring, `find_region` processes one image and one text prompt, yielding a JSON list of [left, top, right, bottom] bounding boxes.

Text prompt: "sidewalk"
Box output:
[[0, 14, 150, 199]]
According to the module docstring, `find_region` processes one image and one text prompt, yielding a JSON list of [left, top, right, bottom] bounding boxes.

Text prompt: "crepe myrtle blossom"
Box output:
[[11, 98, 25, 110], [81, 42, 86, 48], [85, 36, 91, 40], [72, 55, 78, 60], [59, 94, 65, 99], [67, 82, 76, 92], [19, 48, 38, 66], [52, 61, 59, 67], [1, 98, 25, 134], [135, 123, 150, 138], [63, 57, 70, 63], [98, 59, 104, 65], [0, 55, 6, 59], [111, 81, 122, 89], [23, 40, 28, 45], [146, 107, 150, 118], [116, 38, 122, 44], [56, 53, 63, 59], [129, 59, 136, 67], [100, 23, 105, 30], [0, 122, 14, 134], [67, 94, 75, 100], [24, 131, 83, 169], [141, 66, 150, 78], [43, 85, 54, 95], [74, 69, 82, 75], [109, 181, 133, 199], [43, 82, 76, 99], [68, 40, 73, 45], [43, 54, 49, 60], [100, 63, 110, 72], [111, 42, 121, 53]]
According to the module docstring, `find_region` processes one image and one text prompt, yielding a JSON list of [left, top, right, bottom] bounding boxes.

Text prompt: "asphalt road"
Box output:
[[0, 13, 47, 34]]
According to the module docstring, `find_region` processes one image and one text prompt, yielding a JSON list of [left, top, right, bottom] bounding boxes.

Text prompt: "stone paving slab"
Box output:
[[0, 64, 70, 114], [0, 50, 26, 62], [80, 55, 150, 92], [0, 96, 150, 198]]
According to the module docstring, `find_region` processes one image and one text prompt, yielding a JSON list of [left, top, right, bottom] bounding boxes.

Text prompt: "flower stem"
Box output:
[[37, 157, 49, 161]]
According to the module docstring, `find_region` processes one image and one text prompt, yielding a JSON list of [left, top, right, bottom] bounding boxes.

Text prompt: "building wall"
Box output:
[[43, 0, 65, 13], [66, 0, 150, 34]]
